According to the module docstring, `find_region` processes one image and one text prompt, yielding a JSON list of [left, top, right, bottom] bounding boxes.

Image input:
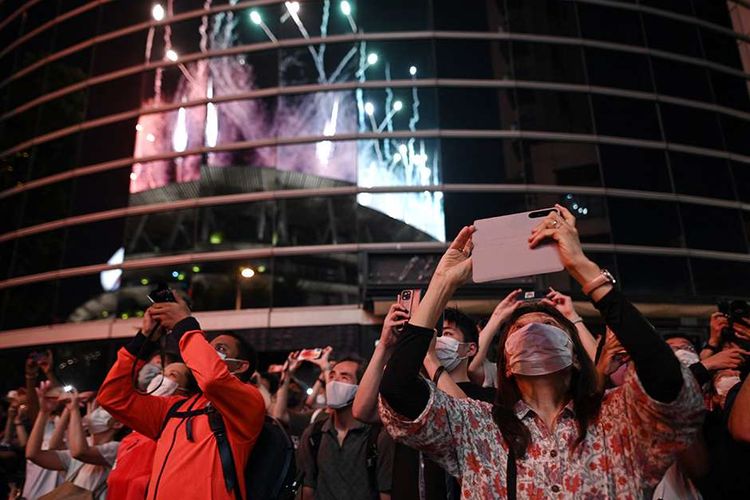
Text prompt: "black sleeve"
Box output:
[[593, 289, 683, 403], [689, 362, 712, 387], [171, 316, 202, 344], [125, 331, 156, 360], [379, 323, 434, 420]]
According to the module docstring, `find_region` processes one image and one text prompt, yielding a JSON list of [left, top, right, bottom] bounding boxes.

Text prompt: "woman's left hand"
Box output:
[[528, 204, 586, 271]]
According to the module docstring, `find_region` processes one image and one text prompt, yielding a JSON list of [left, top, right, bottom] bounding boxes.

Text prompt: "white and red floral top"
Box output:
[[380, 366, 704, 499]]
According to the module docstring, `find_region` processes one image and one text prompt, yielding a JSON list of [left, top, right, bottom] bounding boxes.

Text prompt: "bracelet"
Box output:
[[572, 318, 584, 325], [432, 366, 446, 385], [702, 342, 720, 353]]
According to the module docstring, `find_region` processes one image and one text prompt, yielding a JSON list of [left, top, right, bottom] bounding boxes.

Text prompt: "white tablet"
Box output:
[[472, 208, 564, 283]]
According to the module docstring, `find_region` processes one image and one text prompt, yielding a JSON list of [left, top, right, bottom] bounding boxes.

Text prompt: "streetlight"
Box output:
[[152, 3, 165, 21], [241, 267, 255, 279], [364, 102, 375, 116], [409, 65, 417, 76], [236, 267, 255, 309]]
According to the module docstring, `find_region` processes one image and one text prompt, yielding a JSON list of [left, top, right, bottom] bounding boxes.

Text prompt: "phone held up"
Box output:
[[298, 348, 323, 361], [472, 207, 565, 283], [397, 289, 422, 317], [148, 283, 176, 304]]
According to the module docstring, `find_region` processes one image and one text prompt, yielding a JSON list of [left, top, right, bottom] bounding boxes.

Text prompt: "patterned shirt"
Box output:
[[380, 366, 704, 499]]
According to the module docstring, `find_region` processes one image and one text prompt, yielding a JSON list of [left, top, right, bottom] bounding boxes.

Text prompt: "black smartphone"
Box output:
[[148, 283, 176, 304], [521, 290, 547, 302]]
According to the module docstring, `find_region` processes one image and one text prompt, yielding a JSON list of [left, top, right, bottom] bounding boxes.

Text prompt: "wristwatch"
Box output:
[[582, 269, 616, 296]]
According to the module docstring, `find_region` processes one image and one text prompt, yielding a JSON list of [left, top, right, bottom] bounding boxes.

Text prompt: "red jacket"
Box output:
[[98, 328, 265, 499], [107, 431, 156, 500]]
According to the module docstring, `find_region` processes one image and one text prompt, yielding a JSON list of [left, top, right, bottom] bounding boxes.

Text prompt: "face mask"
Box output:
[[146, 374, 180, 397], [216, 351, 246, 375], [138, 363, 162, 391], [715, 376, 740, 398], [505, 323, 574, 376], [85, 407, 112, 435], [325, 381, 358, 409], [435, 336, 471, 372], [674, 349, 700, 368]]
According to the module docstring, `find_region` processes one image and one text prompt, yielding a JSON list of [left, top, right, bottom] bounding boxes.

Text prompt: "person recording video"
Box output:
[[96, 291, 265, 500], [379, 204, 704, 498]]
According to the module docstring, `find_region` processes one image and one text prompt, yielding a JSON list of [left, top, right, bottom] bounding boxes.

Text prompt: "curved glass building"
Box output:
[[1, 0, 749, 351]]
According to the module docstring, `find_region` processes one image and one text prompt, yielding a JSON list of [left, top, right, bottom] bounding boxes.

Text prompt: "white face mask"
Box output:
[[435, 336, 471, 372], [674, 349, 700, 368], [715, 376, 740, 398], [505, 323, 574, 376], [325, 381, 358, 409], [138, 363, 162, 391], [216, 351, 246, 375], [85, 407, 112, 435], [146, 374, 180, 397]]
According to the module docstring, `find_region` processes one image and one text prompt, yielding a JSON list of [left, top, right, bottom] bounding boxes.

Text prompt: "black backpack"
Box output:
[[162, 398, 299, 500]]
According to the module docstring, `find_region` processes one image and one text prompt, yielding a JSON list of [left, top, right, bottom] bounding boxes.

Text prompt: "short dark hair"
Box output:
[[210, 331, 258, 382], [333, 353, 367, 383], [443, 307, 479, 344]]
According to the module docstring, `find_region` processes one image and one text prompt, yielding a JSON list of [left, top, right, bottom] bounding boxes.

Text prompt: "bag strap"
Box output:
[[206, 405, 242, 500], [365, 424, 381, 493], [307, 418, 327, 484], [506, 444, 517, 500]]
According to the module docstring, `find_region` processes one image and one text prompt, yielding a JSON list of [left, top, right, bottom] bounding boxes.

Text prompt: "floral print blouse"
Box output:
[[380, 366, 703, 499]]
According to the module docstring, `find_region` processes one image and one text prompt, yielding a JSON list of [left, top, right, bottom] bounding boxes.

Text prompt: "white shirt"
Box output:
[[22, 419, 64, 500], [55, 441, 120, 500], [482, 359, 497, 388], [653, 463, 702, 500]]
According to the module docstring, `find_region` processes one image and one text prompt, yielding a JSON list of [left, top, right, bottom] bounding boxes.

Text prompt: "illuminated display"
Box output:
[[130, 0, 445, 241]]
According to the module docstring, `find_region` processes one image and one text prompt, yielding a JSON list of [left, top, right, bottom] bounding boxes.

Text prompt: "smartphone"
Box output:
[[472, 208, 564, 283], [397, 289, 422, 317], [148, 283, 176, 304], [298, 348, 323, 361], [521, 290, 547, 302]]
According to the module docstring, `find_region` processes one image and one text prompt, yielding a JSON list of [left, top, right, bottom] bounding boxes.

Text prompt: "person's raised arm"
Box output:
[[66, 394, 109, 466], [24, 355, 41, 425], [529, 204, 682, 402], [48, 407, 70, 450], [380, 226, 475, 419], [546, 288, 598, 362], [701, 313, 726, 360], [353, 305, 407, 423], [304, 347, 333, 408], [271, 352, 302, 424], [468, 290, 522, 385], [25, 381, 65, 471], [152, 294, 265, 441], [728, 373, 750, 443], [96, 309, 175, 439]]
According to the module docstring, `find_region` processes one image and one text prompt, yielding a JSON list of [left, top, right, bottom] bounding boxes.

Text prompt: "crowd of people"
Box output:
[[0, 205, 749, 499]]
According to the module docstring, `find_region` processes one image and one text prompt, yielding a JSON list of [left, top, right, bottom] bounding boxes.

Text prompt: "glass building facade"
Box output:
[[1, 0, 750, 344]]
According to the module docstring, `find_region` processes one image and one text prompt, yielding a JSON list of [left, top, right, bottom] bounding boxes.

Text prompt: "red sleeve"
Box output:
[[179, 330, 265, 441], [97, 348, 178, 439]]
